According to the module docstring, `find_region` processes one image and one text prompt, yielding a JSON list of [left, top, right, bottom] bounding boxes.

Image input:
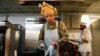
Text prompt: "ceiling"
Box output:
[[0, 0, 100, 13]]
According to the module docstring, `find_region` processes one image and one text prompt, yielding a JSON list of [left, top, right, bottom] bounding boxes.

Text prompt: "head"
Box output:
[[80, 22, 87, 30], [39, 2, 57, 23], [44, 13, 56, 23]]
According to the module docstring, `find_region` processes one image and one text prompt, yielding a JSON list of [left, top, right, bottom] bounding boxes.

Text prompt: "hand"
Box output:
[[52, 43, 57, 49], [58, 39, 62, 42], [40, 43, 45, 48], [58, 37, 66, 42]]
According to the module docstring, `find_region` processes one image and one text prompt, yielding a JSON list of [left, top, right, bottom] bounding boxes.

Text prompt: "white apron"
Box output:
[[44, 21, 59, 48]]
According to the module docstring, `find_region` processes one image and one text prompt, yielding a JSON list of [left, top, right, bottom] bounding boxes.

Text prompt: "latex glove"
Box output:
[[39, 43, 45, 50], [76, 38, 82, 43]]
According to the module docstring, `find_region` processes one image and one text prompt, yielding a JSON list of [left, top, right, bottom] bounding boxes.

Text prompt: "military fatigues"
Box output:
[[39, 20, 69, 56], [39, 21, 69, 41]]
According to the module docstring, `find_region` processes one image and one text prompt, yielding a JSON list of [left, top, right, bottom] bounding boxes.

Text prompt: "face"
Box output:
[[80, 25, 86, 30], [44, 14, 55, 23]]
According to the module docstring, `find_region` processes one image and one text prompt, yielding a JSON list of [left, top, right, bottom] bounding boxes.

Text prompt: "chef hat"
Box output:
[[80, 22, 88, 27], [81, 22, 87, 26], [38, 2, 57, 16]]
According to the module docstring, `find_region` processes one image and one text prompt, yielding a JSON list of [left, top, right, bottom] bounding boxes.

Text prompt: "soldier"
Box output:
[[38, 2, 69, 56]]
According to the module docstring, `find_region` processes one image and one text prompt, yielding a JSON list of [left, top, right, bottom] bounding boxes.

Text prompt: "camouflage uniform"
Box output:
[[39, 21, 69, 42]]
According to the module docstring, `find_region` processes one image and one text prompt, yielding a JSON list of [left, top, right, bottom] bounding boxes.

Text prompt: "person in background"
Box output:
[[38, 2, 69, 56], [71, 22, 92, 56]]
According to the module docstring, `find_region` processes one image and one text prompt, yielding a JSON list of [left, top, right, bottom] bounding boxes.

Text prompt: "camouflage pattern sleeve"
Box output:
[[39, 24, 45, 41], [59, 21, 69, 41]]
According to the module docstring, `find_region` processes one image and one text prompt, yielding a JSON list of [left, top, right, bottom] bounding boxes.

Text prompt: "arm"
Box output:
[[38, 24, 45, 43], [81, 29, 92, 43], [58, 21, 69, 42]]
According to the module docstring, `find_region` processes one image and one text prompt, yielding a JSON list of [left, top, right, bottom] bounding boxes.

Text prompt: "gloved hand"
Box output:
[[76, 38, 82, 43], [39, 43, 45, 50]]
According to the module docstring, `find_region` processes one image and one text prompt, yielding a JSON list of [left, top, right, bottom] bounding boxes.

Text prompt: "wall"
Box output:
[[62, 14, 81, 28], [91, 19, 100, 56]]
